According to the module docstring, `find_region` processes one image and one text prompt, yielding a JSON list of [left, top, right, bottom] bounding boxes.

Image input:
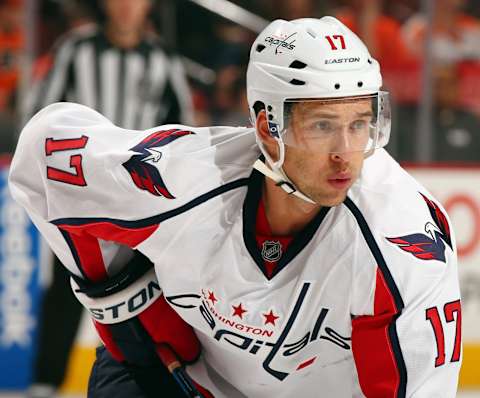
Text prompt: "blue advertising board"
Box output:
[[0, 162, 43, 390]]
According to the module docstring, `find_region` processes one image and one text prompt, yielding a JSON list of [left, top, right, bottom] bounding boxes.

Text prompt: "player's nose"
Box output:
[[329, 150, 353, 165]]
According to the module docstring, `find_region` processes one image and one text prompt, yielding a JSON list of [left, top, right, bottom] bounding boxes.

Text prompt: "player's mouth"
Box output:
[[327, 173, 352, 190]]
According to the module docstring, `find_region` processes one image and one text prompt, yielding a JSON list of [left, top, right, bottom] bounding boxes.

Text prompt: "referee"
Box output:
[[25, 0, 193, 129], [26, 1, 193, 397]]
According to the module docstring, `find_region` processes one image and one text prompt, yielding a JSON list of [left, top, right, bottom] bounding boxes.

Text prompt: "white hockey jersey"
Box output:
[[9, 103, 462, 397]]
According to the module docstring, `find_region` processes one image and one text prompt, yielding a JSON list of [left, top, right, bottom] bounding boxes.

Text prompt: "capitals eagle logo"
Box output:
[[386, 193, 452, 263], [122, 129, 195, 198]]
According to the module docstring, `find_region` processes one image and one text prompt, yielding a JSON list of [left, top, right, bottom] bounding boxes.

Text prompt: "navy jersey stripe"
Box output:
[[343, 198, 404, 311], [59, 228, 89, 281], [51, 178, 249, 228], [344, 197, 407, 398], [262, 282, 311, 380], [389, 314, 407, 398]]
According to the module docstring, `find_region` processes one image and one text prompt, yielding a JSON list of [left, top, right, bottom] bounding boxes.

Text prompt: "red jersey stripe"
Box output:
[[68, 231, 107, 282], [59, 222, 159, 248], [351, 269, 401, 398], [137, 295, 201, 364]]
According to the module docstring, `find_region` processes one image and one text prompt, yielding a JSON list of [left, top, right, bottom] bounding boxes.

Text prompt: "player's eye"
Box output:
[[309, 120, 334, 134], [350, 119, 369, 133]]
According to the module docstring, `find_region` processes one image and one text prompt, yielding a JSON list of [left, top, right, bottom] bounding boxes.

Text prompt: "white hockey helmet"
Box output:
[[247, 17, 390, 152]]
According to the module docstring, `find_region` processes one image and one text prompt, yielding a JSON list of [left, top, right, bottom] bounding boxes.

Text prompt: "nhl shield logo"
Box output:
[[261, 240, 282, 262]]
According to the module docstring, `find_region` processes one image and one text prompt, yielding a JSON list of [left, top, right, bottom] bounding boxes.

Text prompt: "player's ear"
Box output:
[[256, 110, 280, 161], [256, 110, 270, 142], [257, 109, 278, 144]]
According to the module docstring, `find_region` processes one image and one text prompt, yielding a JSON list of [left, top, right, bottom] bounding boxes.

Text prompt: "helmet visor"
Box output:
[[278, 92, 391, 154]]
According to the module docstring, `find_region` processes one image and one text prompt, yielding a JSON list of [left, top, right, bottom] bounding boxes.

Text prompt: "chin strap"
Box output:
[[253, 159, 316, 204], [254, 125, 317, 205]]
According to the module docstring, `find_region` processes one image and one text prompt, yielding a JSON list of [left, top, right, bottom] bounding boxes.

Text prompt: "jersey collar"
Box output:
[[243, 165, 331, 280]]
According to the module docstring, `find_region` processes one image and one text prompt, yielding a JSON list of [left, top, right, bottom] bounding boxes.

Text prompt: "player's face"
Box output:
[[282, 99, 371, 206]]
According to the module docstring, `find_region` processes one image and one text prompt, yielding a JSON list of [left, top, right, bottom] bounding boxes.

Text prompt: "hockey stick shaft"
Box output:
[[157, 344, 206, 398]]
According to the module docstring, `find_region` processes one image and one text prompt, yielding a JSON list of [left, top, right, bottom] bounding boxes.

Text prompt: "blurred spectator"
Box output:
[[35, 0, 89, 58], [394, 64, 480, 162], [0, 0, 22, 110], [384, 0, 417, 24], [211, 64, 249, 126], [61, 0, 95, 29], [191, 88, 211, 126], [207, 18, 251, 125], [189, 16, 252, 126], [271, 0, 321, 20], [26, 1, 193, 397], [465, 0, 480, 19], [0, 0, 23, 153], [333, 0, 414, 70], [396, 0, 480, 160], [212, 21, 253, 68], [402, 0, 480, 65]]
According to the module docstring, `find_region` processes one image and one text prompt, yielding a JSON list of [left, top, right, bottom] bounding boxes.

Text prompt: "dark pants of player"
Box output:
[[88, 346, 187, 398]]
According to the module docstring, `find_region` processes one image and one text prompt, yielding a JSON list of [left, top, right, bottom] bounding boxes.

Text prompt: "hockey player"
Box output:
[[9, 17, 461, 397]]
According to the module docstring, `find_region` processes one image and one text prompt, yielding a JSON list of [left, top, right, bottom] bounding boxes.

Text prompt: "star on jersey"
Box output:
[[387, 192, 453, 262], [208, 291, 218, 305], [166, 283, 351, 382], [263, 310, 280, 326], [232, 303, 247, 319]]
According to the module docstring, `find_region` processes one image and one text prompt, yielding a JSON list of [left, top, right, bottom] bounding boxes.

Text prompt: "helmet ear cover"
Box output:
[[251, 100, 282, 140], [253, 101, 266, 118]]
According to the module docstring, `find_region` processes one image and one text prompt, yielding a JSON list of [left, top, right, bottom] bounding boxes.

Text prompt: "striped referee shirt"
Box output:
[[25, 25, 193, 129]]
